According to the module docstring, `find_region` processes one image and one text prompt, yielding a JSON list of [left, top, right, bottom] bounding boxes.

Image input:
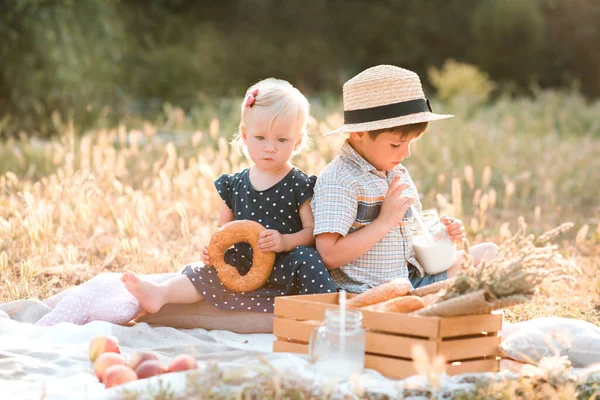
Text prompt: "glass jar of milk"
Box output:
[[309, 308, 365, 380], [407, 209, 457, 275]]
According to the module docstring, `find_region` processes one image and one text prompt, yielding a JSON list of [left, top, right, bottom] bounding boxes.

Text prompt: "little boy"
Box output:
[[311, 65, 498, 293]]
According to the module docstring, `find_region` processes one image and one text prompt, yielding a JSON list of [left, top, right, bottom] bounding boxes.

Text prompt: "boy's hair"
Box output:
[[231, 78, 311, 156], [367, 122, 428, 141]]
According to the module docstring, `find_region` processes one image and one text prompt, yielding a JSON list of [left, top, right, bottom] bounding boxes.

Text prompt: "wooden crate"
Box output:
[[273, 293, 502, 380]]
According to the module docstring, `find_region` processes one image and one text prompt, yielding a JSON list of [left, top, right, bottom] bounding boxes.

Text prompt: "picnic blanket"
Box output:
[[3, 300, 449, 400], [2, 281, 599, 399], [0, 311, 282, 399]]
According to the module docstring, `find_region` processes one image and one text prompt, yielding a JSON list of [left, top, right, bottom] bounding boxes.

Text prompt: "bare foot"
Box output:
[[121, 271, 165, 313]]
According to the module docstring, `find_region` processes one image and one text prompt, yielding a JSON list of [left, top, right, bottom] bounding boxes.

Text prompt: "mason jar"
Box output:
[[407, 209, 457, 275], [308, 308, 366, 380]]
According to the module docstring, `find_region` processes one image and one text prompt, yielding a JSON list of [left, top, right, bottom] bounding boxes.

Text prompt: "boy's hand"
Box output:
[[200, 244, 211, 266], [258, 229, 286, 252], [378, 176, 414, 229], [441, 216, 465, 243]]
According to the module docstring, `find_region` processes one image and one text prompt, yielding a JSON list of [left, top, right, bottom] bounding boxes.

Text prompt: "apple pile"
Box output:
[[88, 334, 198, 388]]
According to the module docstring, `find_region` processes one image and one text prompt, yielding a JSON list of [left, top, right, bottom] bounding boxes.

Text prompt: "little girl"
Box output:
[[121, 78, 337, 314]]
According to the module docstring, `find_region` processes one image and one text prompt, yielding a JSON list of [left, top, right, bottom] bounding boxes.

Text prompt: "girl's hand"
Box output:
[[441, 216, 465, 243], [200, 243, 211, 266], [378, 177, 414, 229], [258, 229, 286, 252]]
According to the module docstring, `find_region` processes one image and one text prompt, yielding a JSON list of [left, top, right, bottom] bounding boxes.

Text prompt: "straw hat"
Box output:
[[326, 65, 453, 136]]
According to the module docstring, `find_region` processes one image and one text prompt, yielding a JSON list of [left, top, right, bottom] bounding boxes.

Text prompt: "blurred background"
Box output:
[[1, 0, 599, 136], [0, 0, 598, 312]]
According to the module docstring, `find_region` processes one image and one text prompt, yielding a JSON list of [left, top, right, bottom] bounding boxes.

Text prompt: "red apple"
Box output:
[[89, 334, 121, 363], [128, 351, 159, 370], [103, 364, 138, 388], [135, 359, 165, 379], [166, 354, 198, 373], [94, 352, 127, 382]]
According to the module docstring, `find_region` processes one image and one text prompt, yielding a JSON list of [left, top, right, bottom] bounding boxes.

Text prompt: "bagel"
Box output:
[[207, 220, 276, 292]]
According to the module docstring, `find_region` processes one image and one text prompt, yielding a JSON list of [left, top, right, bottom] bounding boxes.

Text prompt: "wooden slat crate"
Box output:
[[273, 293, 502, 380]]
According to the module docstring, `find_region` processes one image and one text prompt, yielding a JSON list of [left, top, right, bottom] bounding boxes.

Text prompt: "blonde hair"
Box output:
[[231, 78, 310, 156]]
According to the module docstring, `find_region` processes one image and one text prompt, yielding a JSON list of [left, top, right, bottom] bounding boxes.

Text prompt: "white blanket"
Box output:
[[2, 300, 412, 400], [2, 300, 598, 400], [0, 316, 281, 399], [500, 317, 600, 367]]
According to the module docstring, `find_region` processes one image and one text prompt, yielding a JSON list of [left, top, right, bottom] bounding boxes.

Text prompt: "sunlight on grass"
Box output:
[[0, 89, 598, 398], [0, 93, 598, 314]]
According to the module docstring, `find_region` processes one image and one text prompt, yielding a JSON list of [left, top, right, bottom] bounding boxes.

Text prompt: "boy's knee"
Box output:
[[472, 242, 499, 263], [482, 242, 499, 255]]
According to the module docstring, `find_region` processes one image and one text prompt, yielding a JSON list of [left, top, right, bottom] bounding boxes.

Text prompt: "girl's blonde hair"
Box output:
[[231, 78, 310, 156]]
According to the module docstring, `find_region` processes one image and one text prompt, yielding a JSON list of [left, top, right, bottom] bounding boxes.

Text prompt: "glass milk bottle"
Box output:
[[407, 209, 457, 275], [309, 309, 366, 380]]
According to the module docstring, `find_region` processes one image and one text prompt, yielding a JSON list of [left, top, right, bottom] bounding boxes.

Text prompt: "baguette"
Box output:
[[346, 278, 411, 308], [363, 295, 425, 313], [421, 292, 444, 307], [409, 277, 455, 297]]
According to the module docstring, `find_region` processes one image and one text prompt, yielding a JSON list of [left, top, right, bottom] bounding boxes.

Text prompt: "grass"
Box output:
[[117, 358, 600, 399], [0, 85, 599, 398]]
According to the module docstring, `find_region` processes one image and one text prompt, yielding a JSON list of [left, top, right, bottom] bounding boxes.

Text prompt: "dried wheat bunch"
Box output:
[[441, 218, 574, 301]]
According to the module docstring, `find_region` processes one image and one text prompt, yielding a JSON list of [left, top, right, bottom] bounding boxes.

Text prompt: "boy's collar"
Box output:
[[341, 140, 406, 175]]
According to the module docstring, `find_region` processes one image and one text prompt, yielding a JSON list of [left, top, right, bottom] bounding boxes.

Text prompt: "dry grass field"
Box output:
[[0, 85, 599, 398]]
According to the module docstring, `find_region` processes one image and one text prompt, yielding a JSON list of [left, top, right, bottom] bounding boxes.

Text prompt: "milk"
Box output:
[[409, 205, 433, 244], [413, 237, 456, 275], [315, 357, 364, 380]]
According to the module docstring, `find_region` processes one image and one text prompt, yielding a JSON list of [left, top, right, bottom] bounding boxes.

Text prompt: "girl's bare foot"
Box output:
[[121, 272, 165, 313]]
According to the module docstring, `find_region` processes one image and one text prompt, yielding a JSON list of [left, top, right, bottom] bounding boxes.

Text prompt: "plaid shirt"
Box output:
[[311, 140, 424, 293]]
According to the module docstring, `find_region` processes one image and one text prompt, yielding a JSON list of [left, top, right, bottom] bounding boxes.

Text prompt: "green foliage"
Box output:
[[578, 373, 600, 400], [469, 0, 547, 89], [540, 0, 600, 97], [0, 0, 128, 136], [428, 60, 496, 104], [0, 0, 599, 136]]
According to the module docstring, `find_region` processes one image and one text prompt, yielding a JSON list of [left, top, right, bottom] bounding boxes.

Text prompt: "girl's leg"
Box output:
[[121, 272, 203, 313], [446, 242, 499, 278]]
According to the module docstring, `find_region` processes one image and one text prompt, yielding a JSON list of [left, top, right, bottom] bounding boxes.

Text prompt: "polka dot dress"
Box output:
[[183, 168, 336, 313]]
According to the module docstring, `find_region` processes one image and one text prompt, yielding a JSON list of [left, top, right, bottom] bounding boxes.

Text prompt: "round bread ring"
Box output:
[[207, 220, 276, 292]]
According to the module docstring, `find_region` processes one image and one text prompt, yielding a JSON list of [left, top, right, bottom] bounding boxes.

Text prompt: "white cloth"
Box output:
[[500, 317, 600, 367], [3, 301, 599, 400]]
